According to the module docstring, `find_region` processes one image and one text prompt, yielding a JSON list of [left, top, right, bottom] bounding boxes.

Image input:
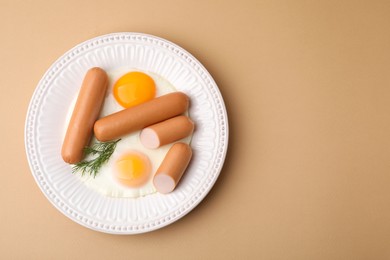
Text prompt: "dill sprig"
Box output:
[[72, 139, 121, 178]]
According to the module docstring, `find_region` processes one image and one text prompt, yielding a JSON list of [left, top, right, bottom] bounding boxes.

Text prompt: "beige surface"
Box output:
[[1, 0, 390, 259]]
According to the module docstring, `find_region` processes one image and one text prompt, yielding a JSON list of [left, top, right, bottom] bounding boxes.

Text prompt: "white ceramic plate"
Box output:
[[25, 32, 228, 234]]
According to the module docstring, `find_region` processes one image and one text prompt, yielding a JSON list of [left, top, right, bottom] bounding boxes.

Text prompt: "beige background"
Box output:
[[1, 0, 390, 259]]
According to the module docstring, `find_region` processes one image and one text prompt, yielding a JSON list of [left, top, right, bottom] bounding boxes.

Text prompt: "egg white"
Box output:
[[76, 68, 191, 198]]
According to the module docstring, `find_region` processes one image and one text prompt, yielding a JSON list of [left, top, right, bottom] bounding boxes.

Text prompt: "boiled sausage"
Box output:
[[61, 67, 108, 164], [140, 115, 194, 149], [153, 142, 192, 193]]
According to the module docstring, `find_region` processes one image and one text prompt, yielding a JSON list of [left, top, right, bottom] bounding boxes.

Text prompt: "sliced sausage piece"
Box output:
[[61, 67, 108, 164], [140, 115, 194, 149], [94, 92, 189, 142], [153, 142, 192, 194]]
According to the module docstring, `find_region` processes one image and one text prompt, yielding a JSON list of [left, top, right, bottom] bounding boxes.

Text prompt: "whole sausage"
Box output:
[[140, 115, 194, 149], [153, 142, 192, 193], [94, 92, 189, 142], [61, 67, 108, 164]]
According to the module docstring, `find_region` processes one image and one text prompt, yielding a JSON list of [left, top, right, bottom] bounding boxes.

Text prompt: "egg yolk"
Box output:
[[113, 71, 156, 108], [114, 152, 151, 188]]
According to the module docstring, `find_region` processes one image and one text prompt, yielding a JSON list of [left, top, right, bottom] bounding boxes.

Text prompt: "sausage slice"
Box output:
[[140, 115, 194, 149], [153, 143, 192, 193]]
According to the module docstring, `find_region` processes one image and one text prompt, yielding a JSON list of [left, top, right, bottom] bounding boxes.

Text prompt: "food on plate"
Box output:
[[94, 92, 189, 142], [113, 71, 156, 108], [140, 115, 194, 149], [65, 68, 194, 198], [153, 142, 192, 194], [72, 139, 120, 177], [113, 151, 152, 187], [81, 126, 178, 198], [61, 67, 108, 164]]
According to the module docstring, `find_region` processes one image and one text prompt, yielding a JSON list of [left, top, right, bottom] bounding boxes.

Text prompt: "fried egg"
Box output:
[[77, 68, 191, 198], [113, 71, 156, 108]]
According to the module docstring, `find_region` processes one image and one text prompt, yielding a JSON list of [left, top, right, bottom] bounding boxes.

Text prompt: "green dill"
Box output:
[[72, 139, 121, 178]]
